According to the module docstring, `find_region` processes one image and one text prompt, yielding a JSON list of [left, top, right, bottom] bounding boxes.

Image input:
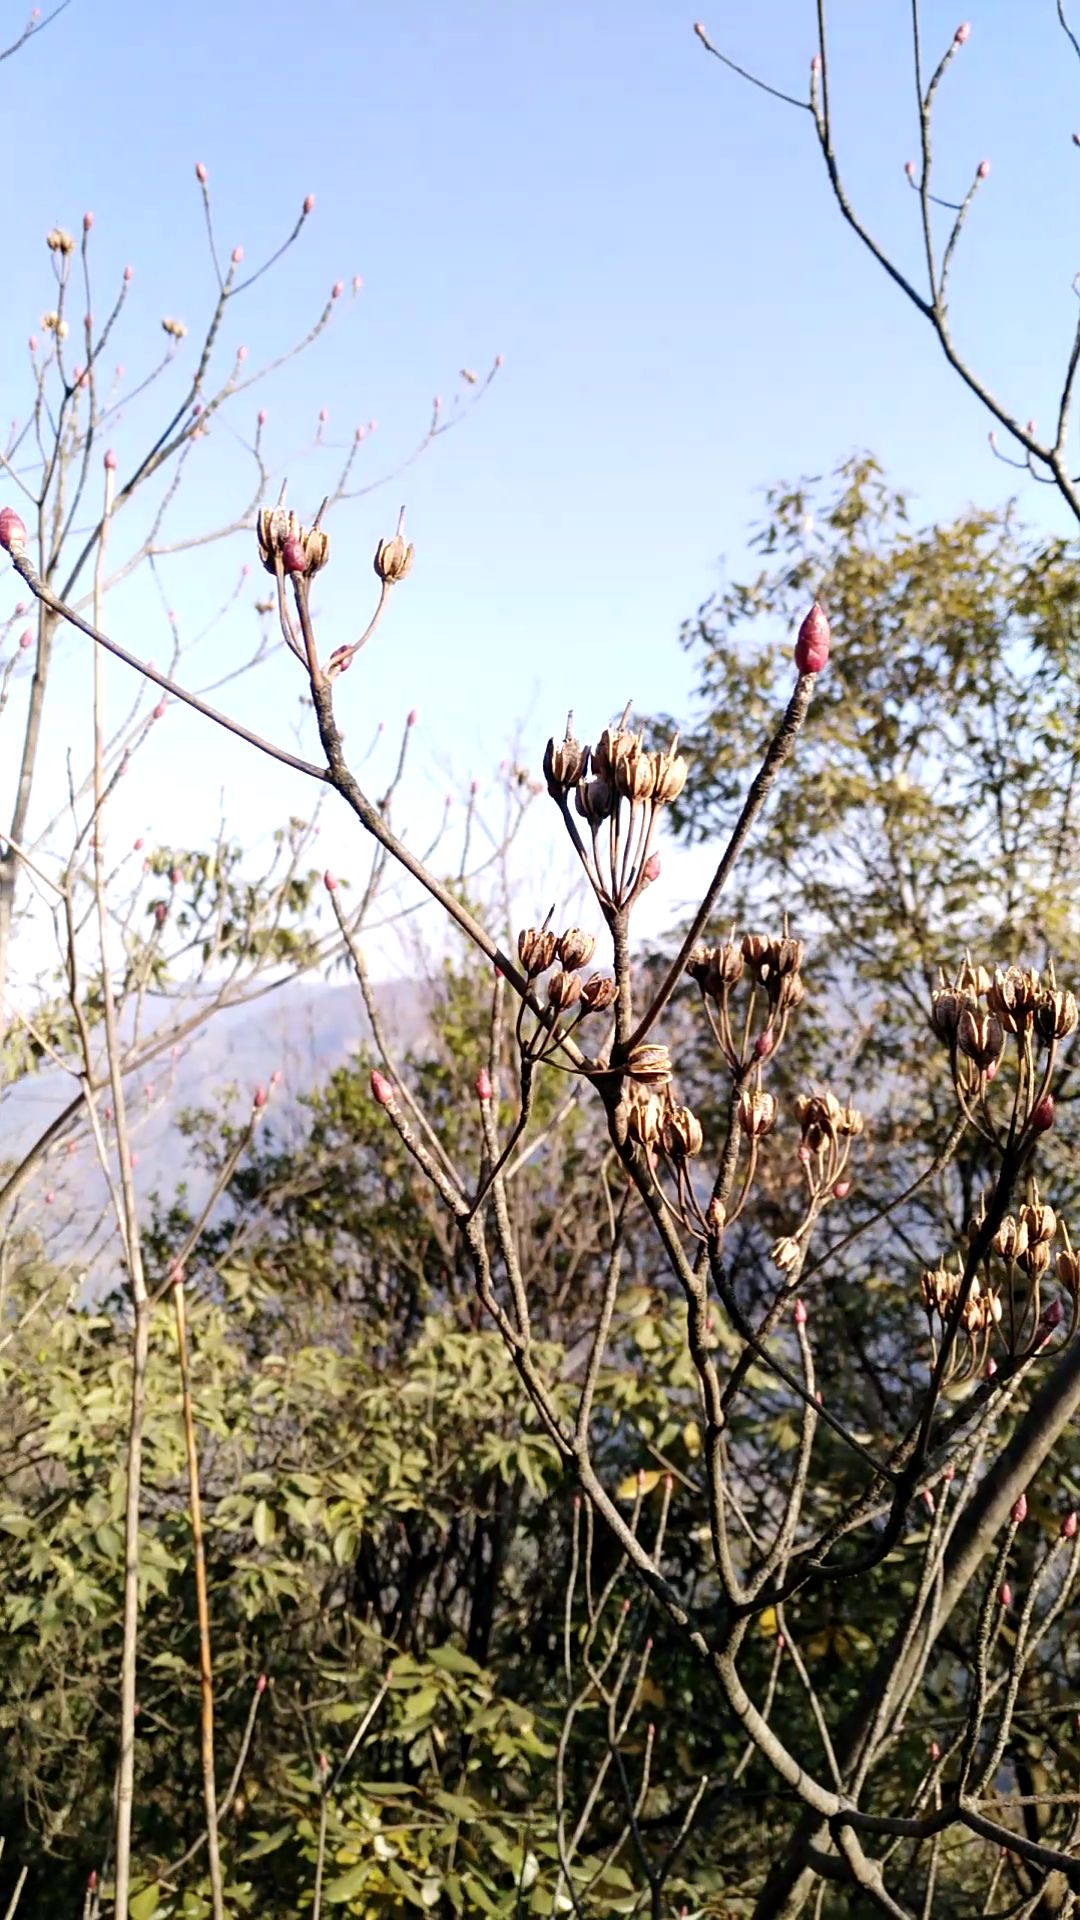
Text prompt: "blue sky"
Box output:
[[3, 0, 1080, 974]]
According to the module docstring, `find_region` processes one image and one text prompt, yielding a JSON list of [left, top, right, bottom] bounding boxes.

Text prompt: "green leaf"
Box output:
[[128, 1885, 163, 1920], [252, 1499, 276, 1547], [323, 1861, 371, 1902]]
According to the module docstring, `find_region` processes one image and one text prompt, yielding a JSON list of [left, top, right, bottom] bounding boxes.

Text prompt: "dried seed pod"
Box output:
[[662, 1104, 703, 1160], [627, 1086, 667, 1147], [1034, 986, 1079, 1042], [956, 1006, 1004, 1073], [614, 739, 654, 802], [557, 927, 597, 971], [624, 1043, 673, 1087], [517, 927, 558, 976], [930, 983, 969, 1042], [546, 968, 583, 1012], [650, 749, 688, 806], [581, 973, 618, 1011], [1020, 1198, 1057, 1246], [591, 726, 637, 783], [993, 1215, 1029, 1262], [772, 1236, 801, 1276], [373, 525, 414, 584], [543, 729, 587, 799], [739, 1088, 777, 1137], [575, 776, 615, 826], [987, 966, 1040, 1035]]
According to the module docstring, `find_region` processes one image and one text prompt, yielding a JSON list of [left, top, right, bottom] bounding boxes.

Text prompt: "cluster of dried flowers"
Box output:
[[544, 721, 687, 913]]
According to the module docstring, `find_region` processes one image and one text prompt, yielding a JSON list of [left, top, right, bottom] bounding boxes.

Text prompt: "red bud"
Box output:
[[998, 1581, 1012, 1608], [256, 1672, 268, 1692], [0, 506, 28, 552], [1031, 1093, 1055, 1133], [370, 1069, 394, 1108], [954, 21, 971, 44], [18, 629, 31, 650], [1011, 1493, 1027, 1525], [475, 1067, 492, 1102], [929, 1740, 940, 1762], [331, 280, 344, 299], [323, 869, 338, 892], [1062, 1510, 1079, 1539], [154, 902, 167, 925], [904, 160, 916, 180], [755, 1027, 776, 1060], [407, 709, 417, 727], [104, 448, 117, 470], [642, 852, 661, 885], [195, 161, 208, 183], [977, 159, 990, 180], [253, 1085, 268, 1109], [281, 536, 306, 574], [793, 1298, 807, 1326], [152, 702, 166, 720], [795, 600, 830, 674], [303, 193, 315, 214]]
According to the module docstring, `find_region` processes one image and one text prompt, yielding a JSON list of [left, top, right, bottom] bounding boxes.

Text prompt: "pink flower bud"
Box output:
[[104, 448, 117, 470], [253, 1084, 268, 1109], [642, 852, 661, 885], [154, 902, 167, 925], [318, 407, 328, 423], [977, 159, 990, 180], [232, 246, 243, 264], [256, 1672, 268, 1693], [303, 194, 315, 215], [810, 52, 821, 73], [257, 408, 267, 426], [1061, 1510, 1078, 1539], [954, 21, 970, 45], [318, 1752, 328, 1773], [905, 160, 916, 181], [794, 600, 830, 674], [1074, 132, 1080, 148], [270, 1068, 282, 1087], [45, 1189, 54, 1205], [169, 867, 182, 886], [1031, 1093, 1055, 1133], [153, 702, 166, 720], [331, 280, 344, 299], [986, 1356, 997, 1378], [133, 837, 143, 851], [475, 1067, 492, 1102], [1011, 1493, 1027, 1526], [28, 334, 38, 352], [353, 275, 363, 293], [407, 708, 417, 727], [755, 1027, 776, 1060], [323, 869, 338, 892], [370, 1069, 394, 1108], [18, 630, 31, 650], [922, 1488, 935, 1514], [0, 506, 28, 552], [793, 1298, 807, 1326], [170, 1263, 184, 1287], [943, 1463, 956, 1482], [123, 264, 133, 282], [236, 344, 247, 362], [281, 536, 306, 574], [195, 161, 208, 183], [833, 1178, 851, 1199], [929, 1740, 940, 1762], [998, 1581, 1012, 1608], [87, 1871, 97, 1891]]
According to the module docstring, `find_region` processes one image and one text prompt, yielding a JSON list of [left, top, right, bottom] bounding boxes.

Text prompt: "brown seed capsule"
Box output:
[[741, 934, 773, 984], [992, 1215, 1028, 1262], [662, 1104, 703, 1160], [591, 726, 637, 782], [774, 971, 805, 1013], [1018, 1239, 1051, 1281], [557, 927, 597, 971], [517, 927, 558, 976], [614, 739, 654, 802], [546, 969, 583, 1013], [838, 1104, 864, 1138], [772, 1236, 801, 1276], [627, 1086, 667, 1147], [1020, 1198, 1057, 1246], [739, 1088, 777, 1137], [47, 227, 75, 254], [650, 749, 688, 806], [957, 1006, 1004, 1073], [1034, 986, 1079, 1043], [373, 526, 414, 584], [581, 973, 618, 1011], [795, 1091, 843, 1150], [930, 984, 969, 1042], [575, 776, 615, 826], [543, 729, 587, 799], [625, 1043, 673, 1086], [1056, 1245, 1080, 1297], [987, 966, 1040, 1035]]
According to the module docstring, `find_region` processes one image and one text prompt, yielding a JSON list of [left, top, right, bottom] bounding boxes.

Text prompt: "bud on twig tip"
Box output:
[[475, 1067, 493, 1102], [0, 507, 28, 554], [370, 1069, 394, 1108], [1010, 1493, 1027, 1526]]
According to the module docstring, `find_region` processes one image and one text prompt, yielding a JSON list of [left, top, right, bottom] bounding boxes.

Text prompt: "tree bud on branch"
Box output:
[[0, 507, 28, 554], [794, 601, 830, 674]]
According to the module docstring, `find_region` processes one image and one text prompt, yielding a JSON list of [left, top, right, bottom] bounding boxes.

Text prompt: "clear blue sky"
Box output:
[[4, 0, 1080, 963]]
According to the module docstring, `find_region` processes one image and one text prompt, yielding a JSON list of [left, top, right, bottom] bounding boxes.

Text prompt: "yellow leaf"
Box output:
[[757, 1606, 778, 1637], [616, 1469, 663, 1500], [682, 1420, 702, 1458]]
